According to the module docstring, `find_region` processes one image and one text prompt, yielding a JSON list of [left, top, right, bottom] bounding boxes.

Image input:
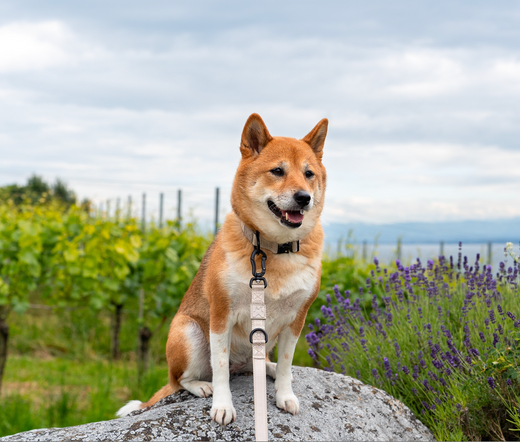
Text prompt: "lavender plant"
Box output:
[[307, 243, 520, 441]]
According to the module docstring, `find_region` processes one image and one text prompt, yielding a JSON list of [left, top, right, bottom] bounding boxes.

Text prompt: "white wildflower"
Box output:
[[505, 242, 520, 264]]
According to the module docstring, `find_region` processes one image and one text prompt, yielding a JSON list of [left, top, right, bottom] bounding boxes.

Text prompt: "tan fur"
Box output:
[[132, 113, 328, 423]]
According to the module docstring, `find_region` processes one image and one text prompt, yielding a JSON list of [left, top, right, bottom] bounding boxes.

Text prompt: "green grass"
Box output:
[[0, 355, 168, 437]]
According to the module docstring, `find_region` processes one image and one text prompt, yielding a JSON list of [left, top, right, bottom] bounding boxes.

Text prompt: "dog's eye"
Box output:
[[305, 170, 315, 178], [270, 167, 284, 177]]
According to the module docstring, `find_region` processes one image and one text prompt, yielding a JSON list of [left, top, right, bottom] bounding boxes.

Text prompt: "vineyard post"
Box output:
[[177, 189, 182, 230], [141, 193, 146, 233], [440, 241, 444, 257], [362, 240, 367, 262], [487, 241, 492, 265], [127, 195, 132, 218], [111, 303, 123, 360], [107, 200, 111, 219], [0, 309, 8, 393], [116, 197, 121, 221], [137, 287, 151, 376], [215, 187, 220, 235], [396, 238, 402, 262], [159, 192, 164, 228]]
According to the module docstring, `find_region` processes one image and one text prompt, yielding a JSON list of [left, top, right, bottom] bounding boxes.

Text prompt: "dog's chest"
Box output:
[[223, 251, 319, 361]]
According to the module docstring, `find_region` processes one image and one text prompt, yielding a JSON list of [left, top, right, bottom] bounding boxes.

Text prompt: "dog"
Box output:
[[117, 113, 328, 426]]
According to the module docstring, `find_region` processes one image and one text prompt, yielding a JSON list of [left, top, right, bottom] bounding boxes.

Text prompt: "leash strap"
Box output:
[[251, 280, 268, 442], [249, 230, 269, 441]]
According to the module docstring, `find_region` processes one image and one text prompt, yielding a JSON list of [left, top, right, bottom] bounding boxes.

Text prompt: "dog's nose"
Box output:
[[294, 191, 311, 208]]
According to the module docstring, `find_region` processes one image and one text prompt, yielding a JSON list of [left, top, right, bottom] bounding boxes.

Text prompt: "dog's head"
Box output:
[[231, 113, 328, 244]]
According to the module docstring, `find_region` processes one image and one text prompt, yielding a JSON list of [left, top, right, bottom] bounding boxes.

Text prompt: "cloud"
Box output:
[[1, 9, 520, 228], [0, 21, 106, 73]]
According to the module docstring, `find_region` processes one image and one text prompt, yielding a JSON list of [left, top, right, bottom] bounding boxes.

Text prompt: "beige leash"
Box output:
[[251, 281, 268, 441], [245, 227, 300, 441], [249, 231, 269, 441]]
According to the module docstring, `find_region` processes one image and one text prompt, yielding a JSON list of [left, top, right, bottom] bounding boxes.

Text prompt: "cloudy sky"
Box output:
[[1, 1, 520, 228]]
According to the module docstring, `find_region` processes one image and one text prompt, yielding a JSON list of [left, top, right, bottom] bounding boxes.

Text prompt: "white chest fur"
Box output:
[[223, 251, 319, 366]]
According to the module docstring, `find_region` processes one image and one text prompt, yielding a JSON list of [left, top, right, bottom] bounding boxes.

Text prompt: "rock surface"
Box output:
[[1, 367, 435, 441]]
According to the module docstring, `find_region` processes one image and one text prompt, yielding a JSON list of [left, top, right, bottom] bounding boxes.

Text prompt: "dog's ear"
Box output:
[[240, 113, 273, 157], [302, 118, 328, 159]]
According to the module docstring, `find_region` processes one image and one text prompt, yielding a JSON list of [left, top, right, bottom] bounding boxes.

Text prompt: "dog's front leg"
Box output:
[[275, 326, 300, 415], [209, 327, 236, 425]]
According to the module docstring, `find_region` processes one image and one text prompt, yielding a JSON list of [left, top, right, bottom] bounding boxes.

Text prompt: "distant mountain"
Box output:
[[324, 218, 520, 245]]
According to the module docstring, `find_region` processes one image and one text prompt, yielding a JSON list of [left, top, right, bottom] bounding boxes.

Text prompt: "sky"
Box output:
[[1, 0, 520, 228]]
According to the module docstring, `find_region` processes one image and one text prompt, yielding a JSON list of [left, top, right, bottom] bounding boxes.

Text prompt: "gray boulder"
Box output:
[[1, 367, 435, 441]]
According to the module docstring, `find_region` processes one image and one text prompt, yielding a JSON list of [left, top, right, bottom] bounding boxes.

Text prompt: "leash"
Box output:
[[247, 228, 300, 441], [249, 230, 269, 442]]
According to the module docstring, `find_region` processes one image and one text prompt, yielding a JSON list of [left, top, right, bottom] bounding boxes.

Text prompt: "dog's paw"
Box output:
[[210, 402, 237, 426], [276, 391, 299, 415], [181, 380, 213, 398]]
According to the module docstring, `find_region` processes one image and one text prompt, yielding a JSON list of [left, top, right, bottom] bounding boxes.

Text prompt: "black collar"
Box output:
[[241, 222, 300, 254]]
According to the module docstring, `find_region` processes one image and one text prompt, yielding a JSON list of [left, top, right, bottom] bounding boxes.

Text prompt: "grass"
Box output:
[[0, 355, 169, 436]]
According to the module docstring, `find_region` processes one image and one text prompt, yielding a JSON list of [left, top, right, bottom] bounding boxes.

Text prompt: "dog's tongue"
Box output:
[[281, 210, 304, 223]]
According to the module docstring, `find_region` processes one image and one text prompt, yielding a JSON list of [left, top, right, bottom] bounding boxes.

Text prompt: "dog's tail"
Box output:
[[116, 383, 180, 417]]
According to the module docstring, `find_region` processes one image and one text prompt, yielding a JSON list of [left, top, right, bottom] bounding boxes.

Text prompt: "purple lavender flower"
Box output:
[[372, 368, 379, 380], [402, 365, 410, 375], [507, 379, 512, 386], [470, 348, 480, 357], [487, 377, 496, 389], [478, 332, 486, 343], [394, 341, 401, 358]]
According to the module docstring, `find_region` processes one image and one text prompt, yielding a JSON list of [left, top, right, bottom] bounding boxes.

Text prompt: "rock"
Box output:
[[1, 367, 435, 441]]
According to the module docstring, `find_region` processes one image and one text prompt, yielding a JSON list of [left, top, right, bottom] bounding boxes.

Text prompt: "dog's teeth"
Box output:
[[300, 210, 304, 215], [285, 213, 289, 220]]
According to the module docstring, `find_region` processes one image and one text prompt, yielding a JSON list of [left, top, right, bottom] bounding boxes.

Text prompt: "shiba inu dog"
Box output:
[[117, 113, 328, 426]]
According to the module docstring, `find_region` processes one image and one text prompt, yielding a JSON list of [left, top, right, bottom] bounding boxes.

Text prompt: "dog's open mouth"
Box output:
[[267, 200, 304, 228]]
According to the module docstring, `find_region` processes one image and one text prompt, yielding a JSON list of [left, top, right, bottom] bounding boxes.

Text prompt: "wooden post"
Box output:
[[0, 316, 8, 394], [127, 195, 132, 219], [106, 200, 111, 218], [487, 241, 492, 265], [362, 240, 367, 262], [396, 238, 402, 262], [440, 241, 444, 257], [177, 189, 182, 230], [116, 197, 121, 221], [159, 192, 164, 228], [215, 187, 220, 236], [141, 193, 146, 233]]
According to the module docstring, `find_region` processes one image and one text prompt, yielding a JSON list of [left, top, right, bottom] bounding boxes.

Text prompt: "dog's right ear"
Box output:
[[240, 113, 273, 158]]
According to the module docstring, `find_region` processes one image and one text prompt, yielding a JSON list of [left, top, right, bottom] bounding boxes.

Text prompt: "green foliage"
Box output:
[[44, 209, 142, 310], [0, 203, 44, 317], [138, 221, 210, 323]]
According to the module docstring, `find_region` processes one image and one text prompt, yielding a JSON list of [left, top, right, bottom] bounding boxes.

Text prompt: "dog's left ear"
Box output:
[[302, 119, 328, 159], [240, 113, 273, 158]]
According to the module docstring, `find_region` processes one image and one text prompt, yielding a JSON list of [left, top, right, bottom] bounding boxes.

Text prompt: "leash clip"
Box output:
[[250, 231, 267, 288]]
